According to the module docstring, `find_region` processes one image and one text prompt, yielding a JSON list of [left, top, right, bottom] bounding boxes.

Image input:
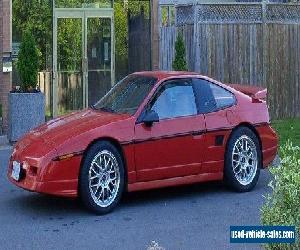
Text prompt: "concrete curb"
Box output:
[[0, 135, 12, 152], [0, 135, 9, 146], [0, 145, 12, 151]]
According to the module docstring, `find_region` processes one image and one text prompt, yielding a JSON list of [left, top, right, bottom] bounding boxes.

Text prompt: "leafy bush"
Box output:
[[172, 33, 188, 71], [16, 30, 40, 92], [261, 141, 300, 250]]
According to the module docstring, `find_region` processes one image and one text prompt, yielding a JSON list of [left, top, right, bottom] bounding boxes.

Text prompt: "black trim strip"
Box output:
[[254, 122, 270, 127], [121, 122, 269, 146], [53, 150, 84, 161], [191, 131, 204, 136], [205, 126, 233, 133], [120, 141, 133, 146], [121, 129, 205, 145]]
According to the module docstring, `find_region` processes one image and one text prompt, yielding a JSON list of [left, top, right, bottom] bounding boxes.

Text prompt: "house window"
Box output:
[[160, 5, 175, 27]]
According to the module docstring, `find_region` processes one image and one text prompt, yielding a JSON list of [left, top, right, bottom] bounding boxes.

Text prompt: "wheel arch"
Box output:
[[79, 137, 128, 192], [226, 122, 263, 167]]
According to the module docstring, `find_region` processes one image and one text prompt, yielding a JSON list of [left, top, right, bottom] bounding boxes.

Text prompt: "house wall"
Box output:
[[0, 0, 12, 133]]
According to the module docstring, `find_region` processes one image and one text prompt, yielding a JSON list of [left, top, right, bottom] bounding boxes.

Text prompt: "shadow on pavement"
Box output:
[[122, 180, 227, 205], [6, 180, 228, 216], [6, 170, 271, 216], [6, 193, 86, 216]]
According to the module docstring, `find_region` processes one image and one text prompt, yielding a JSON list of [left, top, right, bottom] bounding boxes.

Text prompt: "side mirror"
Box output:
[[142, 110, 159, 127]]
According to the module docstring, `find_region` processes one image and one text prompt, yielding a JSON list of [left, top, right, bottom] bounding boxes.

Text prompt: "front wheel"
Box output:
[[224, 127, 261, 192], [79, 141, 125, 214]]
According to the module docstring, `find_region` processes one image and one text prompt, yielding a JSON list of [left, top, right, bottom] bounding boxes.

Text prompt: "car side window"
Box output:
[[193, 78, 235, 113], [209, 83, 236, 109], [150, 80, 197, 120]]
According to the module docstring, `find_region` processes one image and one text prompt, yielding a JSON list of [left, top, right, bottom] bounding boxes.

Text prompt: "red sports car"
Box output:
[[8, 72, 278, 214]]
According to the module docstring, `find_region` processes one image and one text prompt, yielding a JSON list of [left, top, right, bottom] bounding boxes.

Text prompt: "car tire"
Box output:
[[79, 141, 125, 214], [224, 127, 261, 192]]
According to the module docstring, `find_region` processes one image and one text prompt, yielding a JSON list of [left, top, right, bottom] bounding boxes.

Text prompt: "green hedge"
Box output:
[[172, 33, 188, 71], [17, 30, 40, 91], [261, 141, 300, 250]]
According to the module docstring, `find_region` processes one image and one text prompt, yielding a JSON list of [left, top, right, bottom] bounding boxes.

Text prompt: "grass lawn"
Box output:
[[272, 118, 300, 147]]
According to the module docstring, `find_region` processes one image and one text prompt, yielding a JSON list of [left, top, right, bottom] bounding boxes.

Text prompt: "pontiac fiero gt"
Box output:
[[8, 72, 278, 214]]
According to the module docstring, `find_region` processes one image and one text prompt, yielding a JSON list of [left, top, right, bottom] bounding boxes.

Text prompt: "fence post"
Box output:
[[151, 0, 160, 70], [262, 0, 267, 88], [193, 4, 200, 72], [174, 3, 178, 44]]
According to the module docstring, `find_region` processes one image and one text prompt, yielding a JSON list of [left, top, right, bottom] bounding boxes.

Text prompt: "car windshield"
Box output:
[[92, 75, 157, 115]]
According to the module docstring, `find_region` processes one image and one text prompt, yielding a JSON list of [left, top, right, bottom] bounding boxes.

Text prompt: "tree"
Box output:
[[172, 34, 188, 71], [57, 18, 82, 71], [13, 0, 152, 76], [13, 0, 52, 70], [17, 30, 40, 91]]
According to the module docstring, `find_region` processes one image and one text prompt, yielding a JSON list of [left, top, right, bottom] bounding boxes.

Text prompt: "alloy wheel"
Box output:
[[232, 135, 258, 186], [88, 150, 120, 207]]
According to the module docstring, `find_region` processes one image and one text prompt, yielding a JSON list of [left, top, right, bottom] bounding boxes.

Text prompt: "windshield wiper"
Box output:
[[99, 107, 115, 113], [90, 105, 114, 113]]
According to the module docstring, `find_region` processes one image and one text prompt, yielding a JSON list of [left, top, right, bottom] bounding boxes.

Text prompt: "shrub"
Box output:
[[172, 33, 188, 71], [16, 30, 40, 92], [261, 141, 300, 250]]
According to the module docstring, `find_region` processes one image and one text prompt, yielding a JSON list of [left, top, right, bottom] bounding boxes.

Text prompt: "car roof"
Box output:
[[132, 71, 243, 97], [132, 71, 202, 81]]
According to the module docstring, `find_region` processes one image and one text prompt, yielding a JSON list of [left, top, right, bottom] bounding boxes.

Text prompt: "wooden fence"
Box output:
[[159, 3, 300, 119], [38, 71, 52, 117]]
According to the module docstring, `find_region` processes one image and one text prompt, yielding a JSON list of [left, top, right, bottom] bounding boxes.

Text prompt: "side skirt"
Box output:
[[127, 172, 223, 192]]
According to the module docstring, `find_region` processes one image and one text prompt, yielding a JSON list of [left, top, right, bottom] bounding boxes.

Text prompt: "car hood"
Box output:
[[30, 109, 131, 144]]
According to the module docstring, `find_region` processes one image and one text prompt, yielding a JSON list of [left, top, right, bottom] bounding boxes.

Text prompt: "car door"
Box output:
[[134, 78, 206, 182], [193, 78, 237, 174]]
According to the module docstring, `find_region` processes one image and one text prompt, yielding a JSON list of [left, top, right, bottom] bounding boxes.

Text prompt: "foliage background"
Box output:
[[172, 34, 188, 71], [13, 0, 52, 70], [261, 141, 300, 250], [16, 30, 40, 90], [12, 0, 151, 81]]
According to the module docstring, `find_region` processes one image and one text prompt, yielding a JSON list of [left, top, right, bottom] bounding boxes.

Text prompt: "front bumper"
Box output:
[[7, 155, 82, 198]]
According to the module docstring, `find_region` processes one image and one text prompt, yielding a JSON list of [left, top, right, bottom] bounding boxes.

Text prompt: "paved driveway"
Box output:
[[0, 148, 270, 250]]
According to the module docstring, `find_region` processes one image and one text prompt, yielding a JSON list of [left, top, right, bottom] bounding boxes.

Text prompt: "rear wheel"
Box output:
[[224, 127, 261, 192], [79, 141, 124, 214]]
